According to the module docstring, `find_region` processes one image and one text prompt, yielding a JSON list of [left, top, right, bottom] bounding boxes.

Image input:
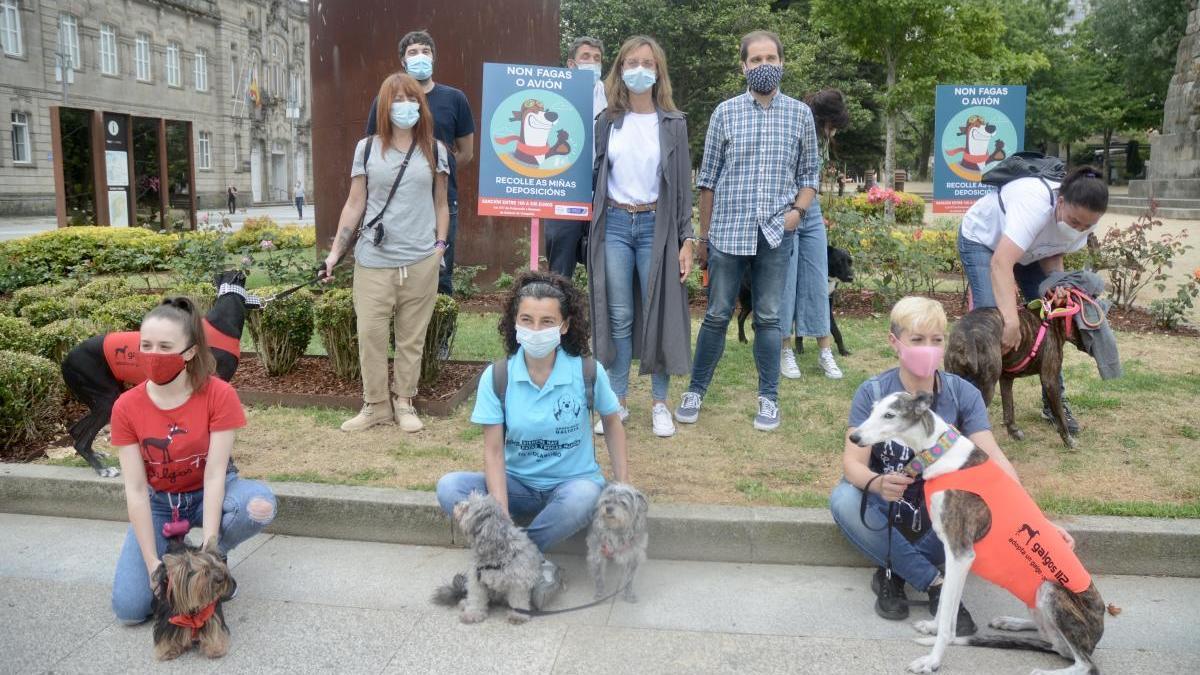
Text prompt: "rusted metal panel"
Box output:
[[309, 0, 561, 281]]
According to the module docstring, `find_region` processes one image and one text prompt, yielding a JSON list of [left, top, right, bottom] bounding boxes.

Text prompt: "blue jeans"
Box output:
[[690, 229, 791, 401], [437, 202, 459, 296], [436, 472, 602, 552], [605, 206, 670, 401], [829, 479, 944, 591], [957, 231, 1047, 309], [111, 473, 277, 623], [780, 202, 831, 339]]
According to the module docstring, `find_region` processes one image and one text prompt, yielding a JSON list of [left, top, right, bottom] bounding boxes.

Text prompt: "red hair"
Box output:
[[374, 72, 437, 171]]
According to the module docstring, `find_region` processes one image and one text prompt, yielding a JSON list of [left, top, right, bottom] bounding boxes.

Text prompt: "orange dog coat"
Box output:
[[924, 459, 1091, 607], [102, 319, 242, 386]]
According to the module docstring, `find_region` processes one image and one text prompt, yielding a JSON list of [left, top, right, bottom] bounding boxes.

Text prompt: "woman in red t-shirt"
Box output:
[[110, 297, 276, 624]]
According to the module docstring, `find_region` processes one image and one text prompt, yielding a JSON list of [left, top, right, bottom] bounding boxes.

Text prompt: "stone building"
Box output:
[[0, 0, 311, 219]]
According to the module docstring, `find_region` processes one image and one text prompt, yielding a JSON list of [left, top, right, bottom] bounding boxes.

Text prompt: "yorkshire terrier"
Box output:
[[151, 538, 236, 661], [587, 482, 649, 603]]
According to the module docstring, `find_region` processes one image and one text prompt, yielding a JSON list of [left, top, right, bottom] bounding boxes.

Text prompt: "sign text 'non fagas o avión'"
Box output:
[[505, 65, 573, 90]]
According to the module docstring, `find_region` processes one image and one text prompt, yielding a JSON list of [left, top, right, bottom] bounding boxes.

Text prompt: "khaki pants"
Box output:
[[353, 255, 440, 402]]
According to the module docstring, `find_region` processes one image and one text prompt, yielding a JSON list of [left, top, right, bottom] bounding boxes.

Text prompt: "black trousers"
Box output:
[[545, 219, 585, 279]]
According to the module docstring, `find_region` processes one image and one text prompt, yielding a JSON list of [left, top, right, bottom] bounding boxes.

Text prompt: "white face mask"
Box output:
[[389, 101, 419, 129], [516, 324, 562, 358]]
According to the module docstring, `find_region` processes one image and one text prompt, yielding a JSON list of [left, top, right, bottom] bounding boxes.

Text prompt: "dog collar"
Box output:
[[904, 426, 961, 477]]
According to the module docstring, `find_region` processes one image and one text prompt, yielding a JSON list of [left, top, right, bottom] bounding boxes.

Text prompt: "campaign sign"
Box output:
[[933, 84, 1026, 214], [478, 62, 593, 220]]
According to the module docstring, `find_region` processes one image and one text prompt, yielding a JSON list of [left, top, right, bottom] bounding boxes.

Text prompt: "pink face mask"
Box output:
[[891, 334, 943, 378]]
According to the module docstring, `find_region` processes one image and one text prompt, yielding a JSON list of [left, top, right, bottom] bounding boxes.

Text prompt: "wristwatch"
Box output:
[[789, 205, 807, 219]]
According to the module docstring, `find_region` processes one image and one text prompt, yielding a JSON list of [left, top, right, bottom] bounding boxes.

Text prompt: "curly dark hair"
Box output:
[[498, 270, 591, 357], [805, 88, 850, 134]]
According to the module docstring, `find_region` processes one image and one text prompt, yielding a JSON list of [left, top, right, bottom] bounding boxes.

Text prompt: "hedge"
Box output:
[[0, 315, 39, 354], [246, 285, 313, 375], [0, 349, 63, 447], [313, 287, 359, 382], [92, 294, 162, 331], [37, 317, 102, 362]]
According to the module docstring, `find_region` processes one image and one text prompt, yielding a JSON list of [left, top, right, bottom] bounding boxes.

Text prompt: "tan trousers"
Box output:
[[353, 255, 440, 402]]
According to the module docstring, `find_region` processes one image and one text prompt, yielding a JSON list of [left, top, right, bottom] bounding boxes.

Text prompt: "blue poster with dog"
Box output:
[[478, 62, 593, 220], [933, 84, 1026, 214]]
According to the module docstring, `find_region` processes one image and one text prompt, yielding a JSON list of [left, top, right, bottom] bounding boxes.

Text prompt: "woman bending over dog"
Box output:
[[957, 165, 1107, 434], [437, 272, 628, 598], [828, 297, 1072, 634], [110, 297, 276, 624]]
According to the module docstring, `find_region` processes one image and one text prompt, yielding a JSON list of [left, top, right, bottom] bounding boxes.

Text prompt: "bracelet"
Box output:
[[434, 239, 448, 249]]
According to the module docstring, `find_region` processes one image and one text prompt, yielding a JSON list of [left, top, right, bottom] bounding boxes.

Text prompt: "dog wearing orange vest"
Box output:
[[60, 270, 257, 477], [851, 391, 1108, 675]]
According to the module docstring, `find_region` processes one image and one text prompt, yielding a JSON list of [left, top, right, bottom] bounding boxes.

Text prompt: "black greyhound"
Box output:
[[736, 245, 855, 356], [61, 271, 256, 477]]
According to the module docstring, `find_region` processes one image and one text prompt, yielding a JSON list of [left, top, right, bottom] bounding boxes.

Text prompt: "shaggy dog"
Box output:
[[586, 482, 648, 603], [151, 538, 236, 661], [432, 492, 542, 624]]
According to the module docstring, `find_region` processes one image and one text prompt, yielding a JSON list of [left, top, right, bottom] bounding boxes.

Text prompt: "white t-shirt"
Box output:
[[960, 177, 1090, 266], [607, 111, 660, 205]]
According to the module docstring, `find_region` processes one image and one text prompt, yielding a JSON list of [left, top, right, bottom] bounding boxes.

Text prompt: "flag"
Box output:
[[248, 69, 260, 107]]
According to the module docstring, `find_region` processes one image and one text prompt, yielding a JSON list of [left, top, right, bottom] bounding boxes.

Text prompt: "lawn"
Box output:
[[49, 310, 1200, 518]]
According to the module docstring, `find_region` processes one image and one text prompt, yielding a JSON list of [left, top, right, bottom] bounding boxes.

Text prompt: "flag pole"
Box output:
[[529, 217, 540, 271]]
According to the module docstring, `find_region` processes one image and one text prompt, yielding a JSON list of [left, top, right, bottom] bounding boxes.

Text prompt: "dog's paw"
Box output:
[[913, 636, 937, 647], [989, 616, 1036, 631], [506, 610, 530, 625], [94, 450, 111, 460], [906, 654, 941, 673], [1065, 435, 1078, 449], [99, 466, 121, 478], [912, 619, 938, 636], [1007, 427, 1025, 442], [459, 609, 487, 624]]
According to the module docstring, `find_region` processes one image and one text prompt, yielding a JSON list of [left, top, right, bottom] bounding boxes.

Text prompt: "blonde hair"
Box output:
[[889, 296, 947, 338], [604, 35, 678, 118]]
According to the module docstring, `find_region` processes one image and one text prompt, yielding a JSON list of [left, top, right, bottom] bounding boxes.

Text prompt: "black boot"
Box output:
[[927, 583, 977, 636], [872, 567, 909, 621], [1041, 392, 1081, 435]]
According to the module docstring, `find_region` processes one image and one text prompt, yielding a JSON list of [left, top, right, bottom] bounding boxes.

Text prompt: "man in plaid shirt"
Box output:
[[675, 30, 820, 432]]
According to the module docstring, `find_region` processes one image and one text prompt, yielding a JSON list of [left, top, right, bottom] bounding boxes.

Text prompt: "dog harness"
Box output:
[[1004, 288, 1103, 374], [924, 458, 1091, 607], [103, 319, 242, 386]]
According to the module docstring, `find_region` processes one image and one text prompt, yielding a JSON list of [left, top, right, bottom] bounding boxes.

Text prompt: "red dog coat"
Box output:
[[103, 319, 242, 386], [924, 459, 1091, 607]]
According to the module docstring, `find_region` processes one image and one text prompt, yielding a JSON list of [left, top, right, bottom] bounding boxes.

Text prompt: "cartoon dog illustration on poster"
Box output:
[[940, 106, 1019, 183], [494, 98, 572, 168], [945, 114, 997, 171], [488, 89, 585, 179]]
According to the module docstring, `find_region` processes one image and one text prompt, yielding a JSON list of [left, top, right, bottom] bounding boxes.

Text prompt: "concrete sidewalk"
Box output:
[[0, 204, 316, 242], [2, 513, 1198, 675]]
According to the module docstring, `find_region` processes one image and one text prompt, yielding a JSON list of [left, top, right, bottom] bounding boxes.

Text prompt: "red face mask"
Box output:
[[141, 349, 190, 385]]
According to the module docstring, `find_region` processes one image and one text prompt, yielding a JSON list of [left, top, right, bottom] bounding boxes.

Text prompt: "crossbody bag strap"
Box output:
[[361, 141, 416, 232], [492, 358, 509, 437]]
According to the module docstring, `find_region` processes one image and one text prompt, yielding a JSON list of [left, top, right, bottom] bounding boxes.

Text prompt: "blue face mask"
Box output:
[[516, 324, 562, 358], [406, 53, 433, 81], [389, 101, 420, 129], [622, 66, 656, 94]]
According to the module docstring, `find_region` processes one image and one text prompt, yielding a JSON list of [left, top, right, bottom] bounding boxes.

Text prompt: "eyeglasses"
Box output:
[[622, 59, 656, 70]]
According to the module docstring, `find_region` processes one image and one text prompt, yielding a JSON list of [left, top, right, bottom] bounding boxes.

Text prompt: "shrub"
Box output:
[[1149, 270, 1200, 329], [0, 245, 51, 294], [173, 230, 231, 286], [12, 281, 79, 315], [1093, 211, 1192, 309], [166, 281, 216, 317], [827, 188, 925, 225], [420, 294, 459, 388], [313, 288, 359, 382], [74, 276, 133, 302], [494, 271, 515, 291], [571, 264, 588, 293], [684, 265, 704, 302], [0, 350, 63, 447], [37, 317, 102, 362], [452, 264, 486, 299], [225, 225, 315, 252], [0, 315, 39, 354], [21, 297, 85, 328], [92, 294, 161, 331], [246, 286, 313, 375], [8, 227, 175, 277], [241, 215, 278, 232]]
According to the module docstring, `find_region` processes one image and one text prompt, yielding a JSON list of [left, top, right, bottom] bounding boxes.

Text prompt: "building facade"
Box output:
[[0, 0, 311, 218]]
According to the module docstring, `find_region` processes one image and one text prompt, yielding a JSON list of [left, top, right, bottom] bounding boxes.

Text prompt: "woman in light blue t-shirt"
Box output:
[[436, 271, 628, 555]]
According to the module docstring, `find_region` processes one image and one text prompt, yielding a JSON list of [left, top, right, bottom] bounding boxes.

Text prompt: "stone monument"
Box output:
[[1129, 0, 1200, 201]]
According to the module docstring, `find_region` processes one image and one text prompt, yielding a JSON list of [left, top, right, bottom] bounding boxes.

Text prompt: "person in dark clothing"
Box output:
[[365, 30, 474, 296], [227, 185, 237, 214]]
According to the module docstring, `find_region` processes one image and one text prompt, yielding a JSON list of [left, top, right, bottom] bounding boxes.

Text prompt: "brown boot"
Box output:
[[340, 401, 394, 432]]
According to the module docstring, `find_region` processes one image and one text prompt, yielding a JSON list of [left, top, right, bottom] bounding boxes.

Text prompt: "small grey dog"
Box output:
[[432, 492, 542, 624], [586, 482, 648, 603]]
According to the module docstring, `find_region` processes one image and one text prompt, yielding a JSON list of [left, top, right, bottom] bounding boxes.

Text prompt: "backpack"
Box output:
[[980, 151, 1065, 214], [491, 355, 598, 433]]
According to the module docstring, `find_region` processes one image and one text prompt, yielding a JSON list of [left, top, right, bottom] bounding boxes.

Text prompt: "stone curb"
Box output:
[[3, 464, 1198, 577]]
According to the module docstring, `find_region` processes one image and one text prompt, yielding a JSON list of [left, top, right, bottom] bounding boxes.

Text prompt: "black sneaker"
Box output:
[[1041, 398, 1081, 435], [927, 583, 977, 636], [872, 567, 909, 621]]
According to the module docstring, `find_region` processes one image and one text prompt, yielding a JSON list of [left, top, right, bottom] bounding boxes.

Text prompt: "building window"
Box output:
[[99, 24, 118, 75], [194, 48, 208, 91], [56, 13, 79, 81], [166, 41, 180, 87], [135, 33, 150, 81], [11, 111, 30, 163], [197, 131, 211, 170], [1, 0, 22, 57]]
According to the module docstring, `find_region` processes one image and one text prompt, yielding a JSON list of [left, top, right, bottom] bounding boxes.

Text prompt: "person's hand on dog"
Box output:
[[1053, 523, 1076, 549], [148, 559, 162, 591], [1001, 313, 1021, 353], [875, 472, 914, 502]]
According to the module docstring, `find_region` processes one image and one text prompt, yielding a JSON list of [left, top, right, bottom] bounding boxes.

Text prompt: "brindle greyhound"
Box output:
[[945, 298, 1084, 448], [851, 391, 1107, 675]]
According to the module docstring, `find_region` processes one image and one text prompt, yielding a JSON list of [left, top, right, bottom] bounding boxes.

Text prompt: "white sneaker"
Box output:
[[819, 348, 844, 379], [594, 406, 629, 434], [651, 403, 676, 437], [781, 347, 802, 379]]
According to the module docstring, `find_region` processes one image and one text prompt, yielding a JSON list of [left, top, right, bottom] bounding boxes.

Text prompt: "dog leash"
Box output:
[[1004, 290, 1087, 373], [258, 262, 346, 305], [859, 475, 930, 608], [509, 580, 631, 617]]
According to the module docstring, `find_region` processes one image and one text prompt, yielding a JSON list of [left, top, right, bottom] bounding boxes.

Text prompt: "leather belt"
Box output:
[[607, 198, 657, 213]]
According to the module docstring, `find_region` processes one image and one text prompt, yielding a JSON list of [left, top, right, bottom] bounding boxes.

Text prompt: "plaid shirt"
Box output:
[[696, 91, 820, 255]]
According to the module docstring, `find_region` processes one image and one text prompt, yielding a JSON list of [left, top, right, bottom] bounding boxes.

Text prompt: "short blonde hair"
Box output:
[[889, 296, 947, 337]]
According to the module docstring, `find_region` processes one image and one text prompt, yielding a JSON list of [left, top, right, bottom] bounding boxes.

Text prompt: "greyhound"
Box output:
[[850, 391, 1107, 674]]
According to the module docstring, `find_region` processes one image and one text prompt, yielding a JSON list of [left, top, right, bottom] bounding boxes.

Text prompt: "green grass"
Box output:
[[734, 480, 828, 508], [1037, 496, 1200, 519]]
